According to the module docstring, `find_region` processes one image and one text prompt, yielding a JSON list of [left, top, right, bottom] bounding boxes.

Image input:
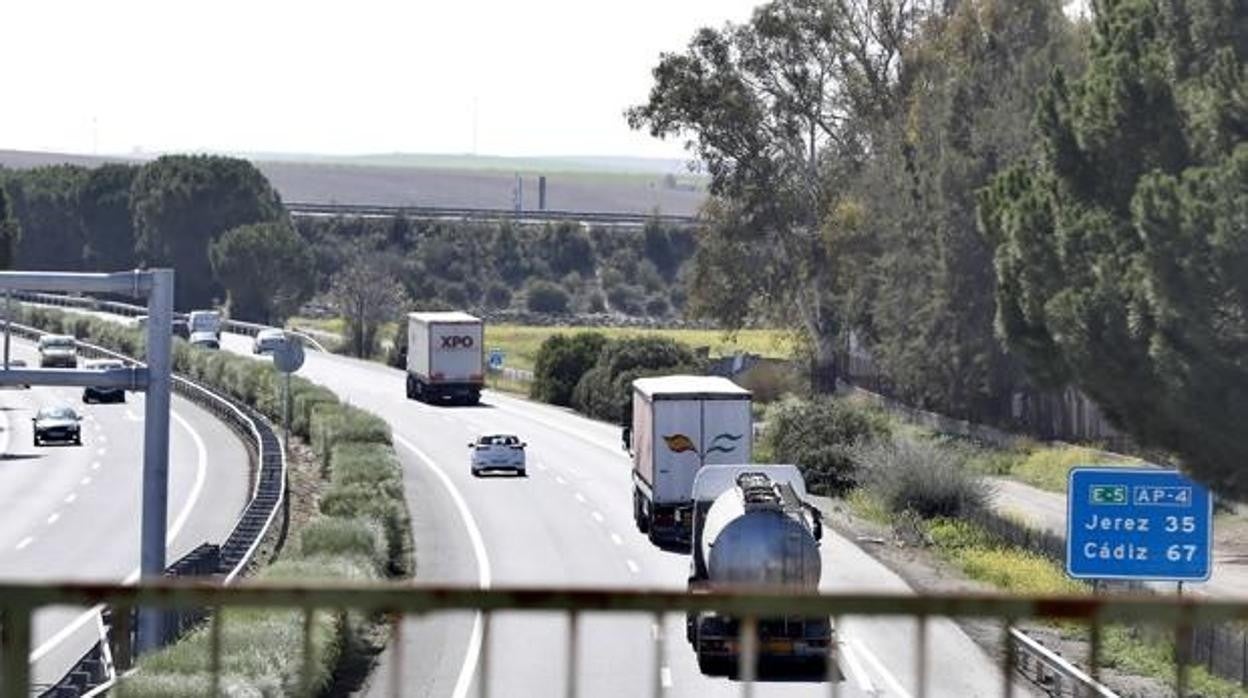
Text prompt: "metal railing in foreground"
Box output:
[[3, 582, 1244, 698]]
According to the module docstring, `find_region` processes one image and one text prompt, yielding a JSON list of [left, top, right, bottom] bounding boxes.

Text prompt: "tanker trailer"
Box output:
[[686, 465, 830, 675]]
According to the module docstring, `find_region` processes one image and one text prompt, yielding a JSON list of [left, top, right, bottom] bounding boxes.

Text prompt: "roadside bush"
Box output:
[[586, 290, 606, 313], [736, 361, 804, 404], [530, 331, 608, 406], [300, 516, 386, 573], [120, 556, 374, 697], [525, 279, 570, 314], [857, 436, 990, 518], [606, 283, 644, 315], [320, 483, 409, 576], [570, 336, 702, 423], [765, 397, 892, 495], [484, 282, 512, 309], [645, 295, 670, 317], [329, 442, 403, 487], [311, 403, 392, 465]]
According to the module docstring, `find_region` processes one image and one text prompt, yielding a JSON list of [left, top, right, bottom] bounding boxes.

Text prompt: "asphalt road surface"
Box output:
[[221, 333, 1022, 698], [0, 340, 250, 690]]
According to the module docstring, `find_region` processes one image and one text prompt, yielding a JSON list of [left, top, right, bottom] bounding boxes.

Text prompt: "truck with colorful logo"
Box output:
[[405, 311, 485, 405], [624, 375, 753, 547]]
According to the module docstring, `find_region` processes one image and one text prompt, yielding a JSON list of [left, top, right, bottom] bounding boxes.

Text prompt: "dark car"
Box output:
[[83, 359, 126, 404], [33, 406, 82, 446]]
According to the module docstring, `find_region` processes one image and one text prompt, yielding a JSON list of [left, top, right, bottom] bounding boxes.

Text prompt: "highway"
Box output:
[[0, 340, 250, 689], [218, 332, 1025, 698]]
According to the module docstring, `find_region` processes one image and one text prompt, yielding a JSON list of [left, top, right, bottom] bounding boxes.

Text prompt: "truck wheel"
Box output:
[[465, 392, 481, 406], [634, 491, 650, 534], [405, 376, 416, 400], [697, 652, 727, 676]]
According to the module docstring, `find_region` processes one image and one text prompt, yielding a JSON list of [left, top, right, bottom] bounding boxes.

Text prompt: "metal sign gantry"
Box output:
[[0, 269, 173, 653]]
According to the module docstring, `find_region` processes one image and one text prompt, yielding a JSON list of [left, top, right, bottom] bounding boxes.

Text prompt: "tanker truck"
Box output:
[[686, 465, 830, 675]]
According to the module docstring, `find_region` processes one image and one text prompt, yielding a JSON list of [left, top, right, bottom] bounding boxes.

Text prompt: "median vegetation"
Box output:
[[19, 306, 413, 696]]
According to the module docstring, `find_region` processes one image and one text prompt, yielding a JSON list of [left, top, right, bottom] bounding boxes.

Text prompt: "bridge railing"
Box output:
[[2, 581, 1235, 698]]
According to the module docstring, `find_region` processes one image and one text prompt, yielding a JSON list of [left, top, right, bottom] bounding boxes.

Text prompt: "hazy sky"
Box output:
[[1, 1, 766, 159]]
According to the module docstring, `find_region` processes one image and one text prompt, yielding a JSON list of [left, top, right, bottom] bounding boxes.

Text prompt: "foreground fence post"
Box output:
[[0, 606, 31, 698]]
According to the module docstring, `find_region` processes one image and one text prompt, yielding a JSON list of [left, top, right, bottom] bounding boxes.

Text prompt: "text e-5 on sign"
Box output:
[[1066, 467, 1212, 582]]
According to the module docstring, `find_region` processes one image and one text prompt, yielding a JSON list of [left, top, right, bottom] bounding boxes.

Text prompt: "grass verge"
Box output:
[[967, 441, 1139, 493], [484, 324, 794, 373]]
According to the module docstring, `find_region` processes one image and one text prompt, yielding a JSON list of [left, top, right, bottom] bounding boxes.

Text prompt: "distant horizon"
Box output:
[[0, 147, 705, 177]]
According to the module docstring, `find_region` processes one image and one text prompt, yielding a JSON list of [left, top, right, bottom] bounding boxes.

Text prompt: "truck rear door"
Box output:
[[652, 399, 702, 505], [429, 323, 484, 383], [700, 399, 752, 467]]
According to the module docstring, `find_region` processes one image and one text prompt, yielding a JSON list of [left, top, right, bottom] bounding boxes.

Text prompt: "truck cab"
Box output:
[[188, 310, 222, 339]]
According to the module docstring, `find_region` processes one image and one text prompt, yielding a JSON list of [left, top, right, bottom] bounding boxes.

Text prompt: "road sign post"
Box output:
[[271, 334, 305, 447], [1067, 467, 1213, 582]]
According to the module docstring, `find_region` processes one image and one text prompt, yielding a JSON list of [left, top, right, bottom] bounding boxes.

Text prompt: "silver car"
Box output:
[[253, 328, 286, 355], [38, 335, 77, 368], [469, 434, 527, 477]]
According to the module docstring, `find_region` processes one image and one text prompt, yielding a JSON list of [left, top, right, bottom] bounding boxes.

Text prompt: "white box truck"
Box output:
[[625, 375, 752, 546], [405, 311, 485, 405]]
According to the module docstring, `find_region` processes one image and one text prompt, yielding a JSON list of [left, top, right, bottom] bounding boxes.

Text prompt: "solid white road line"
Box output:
[[852, 636, 913, 698], [15, 536, 32, 551], [395, 434, 490, 698], [31, 407, 210, 664], [838, 639, 877, 695]]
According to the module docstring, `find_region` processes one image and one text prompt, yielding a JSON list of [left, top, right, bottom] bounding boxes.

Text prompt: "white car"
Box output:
[[189, 331, 220, 350], [253, 328, 286, 355], [469, 434, 527, 477]]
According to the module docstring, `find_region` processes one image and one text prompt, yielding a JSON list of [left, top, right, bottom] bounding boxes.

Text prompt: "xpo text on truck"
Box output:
[[405, 311, 485, 405], [625, 375, 752, 546]]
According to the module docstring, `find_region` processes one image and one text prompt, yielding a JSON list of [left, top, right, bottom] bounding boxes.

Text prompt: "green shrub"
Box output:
[[736, 361, 804, 404], [530, 331, 608, 406], [857, 436, 990, 519], [329, 442, 402, 487], [320, 483, 410, 577], [120, 556, 374, 697], [765, 396, 892, 495], [311, 404, 392, 465], [290, 382, 340, 439], [570, 336, 702, 423], [525, 279, 570, 314], [300, 516, 386, 573]]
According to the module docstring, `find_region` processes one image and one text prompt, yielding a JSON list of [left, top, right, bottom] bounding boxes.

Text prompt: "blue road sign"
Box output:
[[488, 348, 504, 370], [1067, 467, 1212, 581]]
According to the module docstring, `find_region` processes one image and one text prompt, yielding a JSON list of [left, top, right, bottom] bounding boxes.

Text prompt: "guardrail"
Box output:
[[9, 290, 327, 352], [1, 582, 1228, 698], [285, 201, 700, 228], [4, 321, 288, 697]]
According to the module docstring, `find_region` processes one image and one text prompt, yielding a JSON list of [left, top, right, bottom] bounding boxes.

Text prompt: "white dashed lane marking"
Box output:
[[574, 492, 586, 505], [64, 493, 76, 504], [626, 559, 639, 574], [610, 533, 623, 546], [46, 513, 59, 525], [591, 511, 604, 523], [15, 536, 32, 551], [80, 476, 91, 485]]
